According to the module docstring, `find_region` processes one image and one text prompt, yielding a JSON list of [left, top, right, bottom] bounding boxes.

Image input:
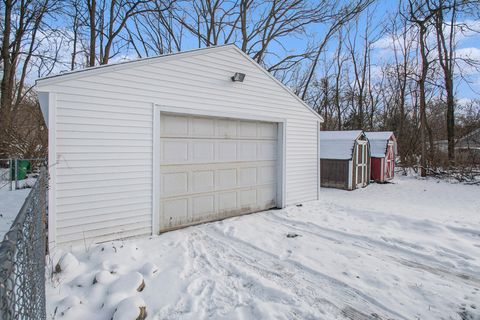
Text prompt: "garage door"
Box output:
[[159, 113, 278, 231]]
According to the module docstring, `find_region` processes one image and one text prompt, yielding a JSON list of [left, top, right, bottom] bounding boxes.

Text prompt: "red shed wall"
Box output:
[[370, 157, 383, 182]]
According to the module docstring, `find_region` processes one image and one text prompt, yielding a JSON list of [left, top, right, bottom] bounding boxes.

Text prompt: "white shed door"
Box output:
[[159, 114, 278, 231]]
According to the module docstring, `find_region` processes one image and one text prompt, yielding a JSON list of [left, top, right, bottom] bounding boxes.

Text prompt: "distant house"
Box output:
[[433, 139, 448, 153], [434, 128, 480, 155], [456, 128, 480, 152], [319, 131, 369, 190], [365, 132, 396, 183], [36, 45, 323, 248]]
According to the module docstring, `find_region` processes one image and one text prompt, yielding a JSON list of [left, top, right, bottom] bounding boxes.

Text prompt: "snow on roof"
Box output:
[[365, 131, 395, 157], [365, 131, 394, 141], [319, 130, 363, 160]]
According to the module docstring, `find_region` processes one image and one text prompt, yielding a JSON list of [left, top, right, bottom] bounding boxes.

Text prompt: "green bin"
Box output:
[[11, 160, 30, 180]]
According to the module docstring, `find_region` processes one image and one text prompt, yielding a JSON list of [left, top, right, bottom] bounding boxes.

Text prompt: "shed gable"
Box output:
[[365, 132, 396, 158]]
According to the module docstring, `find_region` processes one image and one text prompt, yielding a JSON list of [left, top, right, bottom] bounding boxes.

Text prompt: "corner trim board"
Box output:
[[48, 92, 57, 251], [348, 160, 353, 190], [152, 104, 161, 235]]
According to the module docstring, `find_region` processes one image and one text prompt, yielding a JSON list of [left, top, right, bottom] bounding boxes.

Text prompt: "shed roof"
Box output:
[[365, 131, 395, 157], [319, 130, 363, 160]]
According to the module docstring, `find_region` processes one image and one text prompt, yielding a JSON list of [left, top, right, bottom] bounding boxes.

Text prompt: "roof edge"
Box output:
[[36, 44, 236, 87], [364, 131, 396, 141], [229, 46, 324, 123], [35, 44, 323, 123], [319, 130, 364, 141]]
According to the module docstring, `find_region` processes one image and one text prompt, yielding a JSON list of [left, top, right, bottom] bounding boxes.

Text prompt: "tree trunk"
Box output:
[[88, 0, 96, 67], [1, 0, 13, 121], [418, 23, 428, 177], [446, 78, 455, 162], [71, 5, 79, 71], [434, 2, 456, 165]]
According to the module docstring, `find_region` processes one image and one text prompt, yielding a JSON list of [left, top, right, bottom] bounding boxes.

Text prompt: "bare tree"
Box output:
[[125, 0, 183, 57], [0, 0, 60, 156], [345, 11, 381, 129], [405, 0, 438, 177], [86, 0, 97, 66], [432, 0, 480, 163], [84, 0, 172, 65], [434, 1, 457, 163], [300, 0, 374, 100], [333, 30, 348, 130], [64, 0, 87, 70], [175, 0, 337, 75]]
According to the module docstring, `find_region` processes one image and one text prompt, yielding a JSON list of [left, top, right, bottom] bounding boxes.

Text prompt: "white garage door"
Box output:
[[160, 113, 278, 231]]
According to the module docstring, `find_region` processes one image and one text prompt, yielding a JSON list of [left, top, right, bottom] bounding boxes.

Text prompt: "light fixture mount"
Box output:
[[231, 72, 246, 82]]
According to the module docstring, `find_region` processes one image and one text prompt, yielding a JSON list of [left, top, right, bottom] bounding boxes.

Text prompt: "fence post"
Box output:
[[14, 159, 18, 190], [8, 159, 12, 191]]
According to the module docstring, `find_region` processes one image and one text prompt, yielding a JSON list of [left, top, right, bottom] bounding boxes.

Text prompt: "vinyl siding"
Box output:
[[38, 45, 320, 247]]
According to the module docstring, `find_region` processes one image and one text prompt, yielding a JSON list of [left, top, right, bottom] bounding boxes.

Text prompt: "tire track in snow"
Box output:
[[263, 212, 480, 288], [180, 231, 319, 320], [190, 230, 345, 320], [199, 225, 406, 320]]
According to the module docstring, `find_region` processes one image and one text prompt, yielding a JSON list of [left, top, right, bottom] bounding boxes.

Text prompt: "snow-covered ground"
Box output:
[[47, 175, 480, 320], [0, 185, 32, 239]]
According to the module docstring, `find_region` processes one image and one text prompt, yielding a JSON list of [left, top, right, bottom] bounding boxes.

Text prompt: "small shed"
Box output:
[[365, 132, 396, 183], [319, 130, 369, 190], [36, 45, 323, 248]]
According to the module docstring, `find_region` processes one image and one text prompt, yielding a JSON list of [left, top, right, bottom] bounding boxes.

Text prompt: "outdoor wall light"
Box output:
[[231, 72, 246, 82]]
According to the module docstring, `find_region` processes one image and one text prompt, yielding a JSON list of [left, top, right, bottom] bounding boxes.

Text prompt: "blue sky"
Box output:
[[39, 1, 480, 103], [263, 1, 480, 102]]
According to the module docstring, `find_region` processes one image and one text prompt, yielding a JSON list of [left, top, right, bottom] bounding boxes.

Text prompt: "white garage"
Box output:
[[36, 44, 322, 248]]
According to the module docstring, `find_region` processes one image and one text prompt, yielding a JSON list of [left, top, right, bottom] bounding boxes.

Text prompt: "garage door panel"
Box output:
[[161, 114, 278, 140], [259, 165, 276, 184], [192, 141, 215, 162], [216, 168, 237, 189], [192, 195, 215, 216], [192, 117, 215, 136], [259, 122, 277, 139], [239, 167, 257, 187], [162, 172, 188, 197], [239, 121, 257, 138], [192, 170, 214, 193], [161, 162, 274, 195], [161, 115, 188, 136], [258, 186, 276, 206], [239, 189, 257, 208], [217, 119, 237, 137], [218, 191, 237, 211], [161, 139, 277, 165], [217, 141, 237, 161], [160, 114, 278, 231], [163, 198, 188, 228], [238, 142, 257, 160], [258, 141, 276, 160], [162, 140, 188, 162]]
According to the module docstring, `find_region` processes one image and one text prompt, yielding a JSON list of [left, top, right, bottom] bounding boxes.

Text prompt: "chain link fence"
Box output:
[[0, 167, 47, 320]]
